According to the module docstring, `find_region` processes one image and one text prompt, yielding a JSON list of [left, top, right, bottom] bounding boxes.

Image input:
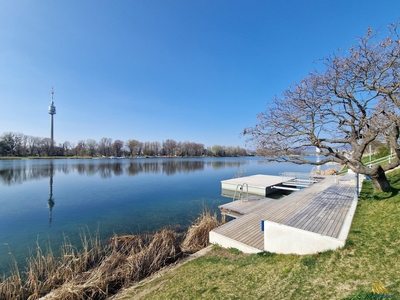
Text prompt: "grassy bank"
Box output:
[[113, 170, 400, 300]]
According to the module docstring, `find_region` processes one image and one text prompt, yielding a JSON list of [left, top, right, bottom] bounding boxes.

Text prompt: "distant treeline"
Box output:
[[0, 132, 249, 158], [0, 160, 250, 186]]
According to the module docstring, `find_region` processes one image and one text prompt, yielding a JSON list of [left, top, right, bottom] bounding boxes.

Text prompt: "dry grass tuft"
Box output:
[[0, 274, 24, 300], [1, 208, 218, 300], [181, 209, 221, 253], [41, 229, 181, 300], [0, 246, 25, 300]]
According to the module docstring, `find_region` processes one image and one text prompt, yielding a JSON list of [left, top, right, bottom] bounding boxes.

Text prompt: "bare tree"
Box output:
[[0, 139, 8, 156], [98, 137, 113, 157], [180, 141, 204, 156], [0, 132, 248, 159], [126, 139, 140, 157], [142, 141, 159, 157], [152, 141, 161, 156], [193, 142, 205, 156], [112, 140, 124, 157], [137, 142, 143, 157], [41, 138, 53, 156], [212, 145, 225, 157], [86, 139, 98, 157], [62, 141, 73, 156], [163, 139, 177, 157], [244, 22, 400, 192], [33, 137, 44, 156], [1, 132, 16, 156]]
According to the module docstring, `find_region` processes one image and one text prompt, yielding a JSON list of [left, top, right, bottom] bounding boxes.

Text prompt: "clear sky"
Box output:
[[1, 1, 399, 149]]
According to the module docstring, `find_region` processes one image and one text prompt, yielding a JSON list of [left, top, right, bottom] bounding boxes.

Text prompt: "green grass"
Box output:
[[337, 155, 392, 175], [114, 169, 400, 300]]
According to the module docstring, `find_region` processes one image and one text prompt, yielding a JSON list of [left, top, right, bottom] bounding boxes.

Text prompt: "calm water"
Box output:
[[0, 157, 314, 274]]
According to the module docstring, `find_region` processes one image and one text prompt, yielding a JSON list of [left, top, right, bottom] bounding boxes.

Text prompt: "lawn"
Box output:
[[113, 170, 400, 300]]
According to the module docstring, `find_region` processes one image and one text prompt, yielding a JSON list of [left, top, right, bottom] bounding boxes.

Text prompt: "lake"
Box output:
[[0, 157, 315, 274]]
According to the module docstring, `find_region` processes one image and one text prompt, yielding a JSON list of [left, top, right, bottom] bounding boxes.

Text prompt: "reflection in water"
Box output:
[[0, 159, 248, 185], [48, 162, 55, 226], [0, 157, 314, 276]]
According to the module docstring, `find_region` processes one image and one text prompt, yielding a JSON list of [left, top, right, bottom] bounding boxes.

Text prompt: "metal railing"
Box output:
[[233, 169, 247, 178], [279, 172, 313, 180], [365, 153, 396, 167], [232, 183, 248, 202]]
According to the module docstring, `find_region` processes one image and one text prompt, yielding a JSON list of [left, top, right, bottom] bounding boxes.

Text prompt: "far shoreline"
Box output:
[[0, 155, 256, 160]]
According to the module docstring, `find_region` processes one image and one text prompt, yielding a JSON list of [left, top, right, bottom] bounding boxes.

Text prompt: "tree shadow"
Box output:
[[371, 187, 399, 201], [389, 175, 400, 188], [359, 180, 400, 201]]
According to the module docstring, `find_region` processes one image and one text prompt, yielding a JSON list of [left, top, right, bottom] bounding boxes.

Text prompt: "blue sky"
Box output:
[[1, 1, 399, 149]]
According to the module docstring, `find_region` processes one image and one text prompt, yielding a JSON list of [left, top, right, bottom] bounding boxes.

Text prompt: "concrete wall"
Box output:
[[262, 186, 358, 255], [263, 221, 345, 255]]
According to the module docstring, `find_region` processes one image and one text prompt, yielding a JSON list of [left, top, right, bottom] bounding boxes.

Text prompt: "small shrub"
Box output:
[[345, 238, 355, 249], [211, 244, 223, 251], [257, 251, 276, 258], [228, 248, 242, 255], [300, 256, 317, 270]]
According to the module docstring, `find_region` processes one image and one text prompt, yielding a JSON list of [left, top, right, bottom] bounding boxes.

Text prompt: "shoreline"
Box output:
[[2, 210, 221, 300]]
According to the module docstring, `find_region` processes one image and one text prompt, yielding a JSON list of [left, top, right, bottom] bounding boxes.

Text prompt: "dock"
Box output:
[[221, 174, 309, 197], [210, 173, 360, 254]]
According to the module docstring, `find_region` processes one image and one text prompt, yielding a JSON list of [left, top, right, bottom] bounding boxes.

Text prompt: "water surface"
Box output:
[[0, 157, 314, 274]]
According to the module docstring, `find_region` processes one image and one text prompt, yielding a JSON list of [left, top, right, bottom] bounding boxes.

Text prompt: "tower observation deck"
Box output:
[[49, 88, 56, 152], [49, 88, 56, 115]]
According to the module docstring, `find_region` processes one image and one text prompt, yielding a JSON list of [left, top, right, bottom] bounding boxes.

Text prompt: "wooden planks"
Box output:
[[213, 176, 357, 250], [213, 213, 265, 250], [284, 184, 355, 238], [219, 197, 275, 216]]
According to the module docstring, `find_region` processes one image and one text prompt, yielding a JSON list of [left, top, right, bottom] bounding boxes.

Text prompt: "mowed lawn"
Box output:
[[114, 170, 400, 300]]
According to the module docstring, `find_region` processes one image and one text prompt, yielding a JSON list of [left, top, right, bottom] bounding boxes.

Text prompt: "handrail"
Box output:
[[232, 183, 249, 202], [280, 172, 311, 180], [365, 153, 396, 166], [233, 169, 247, 178]]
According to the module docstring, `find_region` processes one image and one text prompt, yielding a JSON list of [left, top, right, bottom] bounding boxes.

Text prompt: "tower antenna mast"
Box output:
[[48, 87, 56, 154]]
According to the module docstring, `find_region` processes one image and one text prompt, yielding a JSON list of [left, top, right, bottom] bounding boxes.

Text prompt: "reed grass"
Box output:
[[0, 209, 219, 300], [181, 209, 221, 253], [0, 245, 24, 300], [111, 170, 400, 300]]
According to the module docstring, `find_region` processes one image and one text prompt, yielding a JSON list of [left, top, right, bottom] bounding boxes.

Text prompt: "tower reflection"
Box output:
[[47, 162, 55, 226]]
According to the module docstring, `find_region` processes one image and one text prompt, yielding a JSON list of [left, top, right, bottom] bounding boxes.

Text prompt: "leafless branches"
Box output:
[[244, 20, 400, 191]]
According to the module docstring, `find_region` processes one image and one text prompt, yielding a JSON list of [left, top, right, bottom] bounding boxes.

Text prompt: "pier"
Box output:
[[210, 173, 361, 255], [221, 174, 296, 197]]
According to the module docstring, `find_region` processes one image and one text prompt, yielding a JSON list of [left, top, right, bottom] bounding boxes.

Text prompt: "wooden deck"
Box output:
[[211, 175, 358, 252], [283, 183, 355, 238]]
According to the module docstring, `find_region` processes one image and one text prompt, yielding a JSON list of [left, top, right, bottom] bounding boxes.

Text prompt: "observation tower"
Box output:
[[49, 87, 56, 151]]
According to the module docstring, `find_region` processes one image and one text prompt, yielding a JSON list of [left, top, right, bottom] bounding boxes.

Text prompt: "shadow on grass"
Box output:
[[359, 180, 400, 201], [256, 251, 276, 258], [300, 256, 317, 270]]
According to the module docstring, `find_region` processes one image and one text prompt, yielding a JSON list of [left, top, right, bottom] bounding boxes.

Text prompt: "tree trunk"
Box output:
[[369, 165, 392, 192]]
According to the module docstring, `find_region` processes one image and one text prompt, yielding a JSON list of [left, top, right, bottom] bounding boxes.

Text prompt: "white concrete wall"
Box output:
[[221, 182, 266, 196], [337, 196, 358, 241], [263, 221, 345, 255]]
